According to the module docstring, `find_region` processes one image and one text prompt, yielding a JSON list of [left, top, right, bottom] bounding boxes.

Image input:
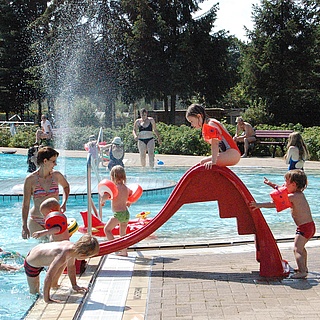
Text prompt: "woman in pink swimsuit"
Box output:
[[21, 146, 70, 239]]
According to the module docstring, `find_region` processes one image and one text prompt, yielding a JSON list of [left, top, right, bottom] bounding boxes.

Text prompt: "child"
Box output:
[[102, 165, 132, 256], [24, 234, 99, 303], [32, 197, 67, 241], [32, 197, 79, 290], [186, 104, 240, 168], [284, 132, 309, 170], [250, 169, 315, 279]]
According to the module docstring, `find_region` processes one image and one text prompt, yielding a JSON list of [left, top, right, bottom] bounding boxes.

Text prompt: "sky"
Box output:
[[196, 0, 259, 41]]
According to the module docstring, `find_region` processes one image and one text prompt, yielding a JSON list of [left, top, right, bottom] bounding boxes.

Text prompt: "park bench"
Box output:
[[254, 129, 293, 158]]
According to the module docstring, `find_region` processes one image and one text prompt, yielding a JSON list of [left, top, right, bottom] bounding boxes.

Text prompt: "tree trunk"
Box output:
[[170, 94, 176, 125], [163, 95, 169, 123]]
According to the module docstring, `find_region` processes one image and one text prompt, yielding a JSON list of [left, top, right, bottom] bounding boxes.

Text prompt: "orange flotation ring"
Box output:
[[98, 179, 118, 199], [127, 184, 143, 203], [270, 186, 292, 212], [45, 211, 68, 234]]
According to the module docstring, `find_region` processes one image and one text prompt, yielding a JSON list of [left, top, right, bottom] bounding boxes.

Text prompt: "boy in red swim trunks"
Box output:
[[24, 234, 99, 303], [250, 169, 315, 279]]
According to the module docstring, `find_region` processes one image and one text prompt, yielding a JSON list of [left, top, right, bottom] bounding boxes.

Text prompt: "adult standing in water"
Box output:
[[21, 146, 70, 239], [132, 108, 161, 168]]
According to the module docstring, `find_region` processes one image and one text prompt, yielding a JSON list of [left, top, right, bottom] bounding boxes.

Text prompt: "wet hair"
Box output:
[[74, 234, 100, 256], [285, 132, 309, 161], [110, 165, 126, 184], [284, 169, 308, 191], [40, 197, 60, 214], [37, 146, 59, 165], [185, 104, 209, 126]]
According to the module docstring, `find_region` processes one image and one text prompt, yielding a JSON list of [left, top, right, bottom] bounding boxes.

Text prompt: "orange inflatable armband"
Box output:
[[270, 186, 291, 212], [45, 211, 68, 234], [98, 179, 118, 199], [127, 184, 143, 203], [202, 123, 222, 141]]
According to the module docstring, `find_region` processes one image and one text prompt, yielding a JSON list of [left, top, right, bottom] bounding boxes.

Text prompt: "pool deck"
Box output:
[[4, 147, 320, 320]]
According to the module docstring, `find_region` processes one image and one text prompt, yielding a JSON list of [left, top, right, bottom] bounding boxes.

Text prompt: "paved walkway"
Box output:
[[8, 147, 320, 319]]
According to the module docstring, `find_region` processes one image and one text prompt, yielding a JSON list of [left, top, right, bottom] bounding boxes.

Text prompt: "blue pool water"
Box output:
[[1, 153, 320, 319]]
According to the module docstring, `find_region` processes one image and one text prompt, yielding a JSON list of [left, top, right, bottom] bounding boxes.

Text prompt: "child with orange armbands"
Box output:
[[250, 169, 315, 279], [101, 165, 132, 257]]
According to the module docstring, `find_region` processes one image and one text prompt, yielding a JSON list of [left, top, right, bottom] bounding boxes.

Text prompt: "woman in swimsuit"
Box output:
[[21, 146, 70, 239], [186, 104, 241, 168], [132, 108, 161, 168], [284, 132, 309, 170]]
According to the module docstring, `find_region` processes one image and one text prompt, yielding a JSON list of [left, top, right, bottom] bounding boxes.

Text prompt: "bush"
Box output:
[[1, 121, 320, 161]]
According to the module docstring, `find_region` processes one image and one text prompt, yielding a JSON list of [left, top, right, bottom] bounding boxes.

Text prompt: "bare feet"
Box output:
[[294, 268, 308, 273], [290, 272, 308, 279], [116, 251, 128, 257]]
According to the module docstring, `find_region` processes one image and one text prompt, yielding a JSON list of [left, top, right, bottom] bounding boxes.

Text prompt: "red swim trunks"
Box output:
[[296, 221, 316, 240]]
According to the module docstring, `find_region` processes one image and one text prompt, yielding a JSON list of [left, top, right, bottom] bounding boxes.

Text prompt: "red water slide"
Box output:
[[97, 164, 288, 277]]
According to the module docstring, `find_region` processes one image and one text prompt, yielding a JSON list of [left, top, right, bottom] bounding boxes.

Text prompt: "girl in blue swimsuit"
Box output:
[[284, 132, 309, 170]]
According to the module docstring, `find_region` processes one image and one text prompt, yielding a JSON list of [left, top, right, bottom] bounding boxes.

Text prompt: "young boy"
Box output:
[[24, 234, 99, 303], [32, 197, 80, 290], [250, 169, 315, 279], [32, 198, 68, 241]]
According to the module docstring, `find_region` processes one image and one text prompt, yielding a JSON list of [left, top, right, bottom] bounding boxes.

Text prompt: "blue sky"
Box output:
[[196, 0, 259, 41]]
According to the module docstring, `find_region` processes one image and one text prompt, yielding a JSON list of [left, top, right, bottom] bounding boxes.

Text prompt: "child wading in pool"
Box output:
[[250, 169, 315, 279], [102, 165, 132, 257], [32, 197, 84, 291], [24, 234, 99, 303]]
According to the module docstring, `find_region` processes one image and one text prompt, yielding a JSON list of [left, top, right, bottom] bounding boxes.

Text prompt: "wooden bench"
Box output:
[[254, 129, 293, 158]]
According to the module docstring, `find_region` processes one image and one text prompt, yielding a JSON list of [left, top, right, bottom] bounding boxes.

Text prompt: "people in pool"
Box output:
[[186, 104, 241, 168], [24, 234, 99, 303], [0, 248, 23, 271], [102, 137, 125, 171], [21, 146, 70, 239], [32, 197, 84, 291], [284, 132, 309, 170], [101, 165, 132, 257], [250, 169, 315, 279], [233, 116, 256, 158], [132, 108, 161, 168]]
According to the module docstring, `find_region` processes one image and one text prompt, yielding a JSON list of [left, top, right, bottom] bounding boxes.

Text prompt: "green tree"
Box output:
[[0, 0, 46, 119], [241, 0, 320, 126], [118, 0, 236, 123]]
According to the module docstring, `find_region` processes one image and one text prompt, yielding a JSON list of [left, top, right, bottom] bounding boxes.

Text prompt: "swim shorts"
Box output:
[[296, 221, 316, 240], [24, 259, 44, 277], [114, 209, 130, 223]]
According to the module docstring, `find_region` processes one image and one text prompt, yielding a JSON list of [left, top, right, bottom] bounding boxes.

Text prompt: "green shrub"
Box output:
[[1, 120, 320, 161]]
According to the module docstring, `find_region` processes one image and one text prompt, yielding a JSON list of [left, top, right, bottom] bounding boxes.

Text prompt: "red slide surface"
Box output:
[[97, 164, 288, 277]]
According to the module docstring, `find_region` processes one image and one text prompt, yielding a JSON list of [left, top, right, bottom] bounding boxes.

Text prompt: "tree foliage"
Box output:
[[0, 0, 47, 119], [241, 0, 320, 126]]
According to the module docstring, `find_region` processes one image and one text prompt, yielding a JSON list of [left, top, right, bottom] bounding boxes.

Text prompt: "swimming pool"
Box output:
[[1, 153, 320, 319]]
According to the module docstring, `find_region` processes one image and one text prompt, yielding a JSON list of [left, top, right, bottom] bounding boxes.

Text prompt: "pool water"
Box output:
[[1, 153, 320, 319]]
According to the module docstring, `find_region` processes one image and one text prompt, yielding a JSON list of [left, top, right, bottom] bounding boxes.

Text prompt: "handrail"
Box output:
[[86, 153, 93, 235], [86, 142, 103, 226]]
